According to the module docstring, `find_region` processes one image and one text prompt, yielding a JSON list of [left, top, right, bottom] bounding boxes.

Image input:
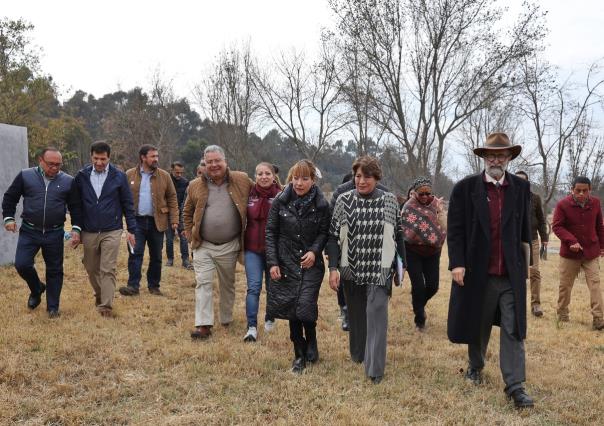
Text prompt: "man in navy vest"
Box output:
[[2, 147, 81, 318]]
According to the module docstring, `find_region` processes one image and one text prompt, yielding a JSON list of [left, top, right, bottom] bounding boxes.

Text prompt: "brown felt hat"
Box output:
[[473, 132, 522, 160]]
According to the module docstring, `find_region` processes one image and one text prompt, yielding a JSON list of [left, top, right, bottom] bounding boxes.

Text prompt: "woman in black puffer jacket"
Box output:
[[265, 159, 330, 374]]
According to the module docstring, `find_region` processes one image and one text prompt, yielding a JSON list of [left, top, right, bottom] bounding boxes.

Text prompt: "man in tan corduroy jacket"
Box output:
[[119, 144, 179, 297]]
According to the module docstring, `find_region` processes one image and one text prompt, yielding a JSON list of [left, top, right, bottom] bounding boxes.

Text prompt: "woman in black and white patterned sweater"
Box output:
[[326, 156, 406, 384]]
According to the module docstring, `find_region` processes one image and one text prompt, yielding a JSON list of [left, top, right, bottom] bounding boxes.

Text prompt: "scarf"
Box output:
[[250, 182, 281, 220], [291, 184, 317, 216], [401, 196, 446, 248]]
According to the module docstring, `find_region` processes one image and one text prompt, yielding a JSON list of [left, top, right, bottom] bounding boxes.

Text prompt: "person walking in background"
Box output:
[[196, 161, 206, 178], [515, 171, 549, 317], [2, 147, 81, 318], [119, 145, 179, 297], [552, 176, 604, 330], [400, 176, 447, 332], [165, 161, 193, 270], [265, 160, 330, 374], [183, 145, 253, 340], [73, 141, 137, 317], [447, 132, 534, 408], [327, 156, 405, 384], [242, 162, 282, 342]]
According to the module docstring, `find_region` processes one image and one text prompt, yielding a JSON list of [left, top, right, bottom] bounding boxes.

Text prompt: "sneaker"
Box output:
[[264, 320, 275, 332], [531, 305, 543, 317], [166, 259, 174, 267], [593, 318, 604, 330], [243, 326, 258, 342], [118, 286, 139, 296]]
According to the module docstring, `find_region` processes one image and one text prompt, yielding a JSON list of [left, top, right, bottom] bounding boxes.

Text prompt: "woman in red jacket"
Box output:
[[243, 162, 282, 342]]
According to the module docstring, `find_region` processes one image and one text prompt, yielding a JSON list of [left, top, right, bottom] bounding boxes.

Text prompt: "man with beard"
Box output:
[[447, 133, 534, 408], [119, 145, 179, 296]]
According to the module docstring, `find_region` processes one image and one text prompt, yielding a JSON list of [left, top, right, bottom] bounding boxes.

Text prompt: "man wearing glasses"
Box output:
[[447, 133, 534, 408], [2, 147, 81, 318]]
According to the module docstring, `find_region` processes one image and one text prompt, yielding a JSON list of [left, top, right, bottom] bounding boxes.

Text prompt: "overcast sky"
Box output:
[[4, 0, 603, 102]]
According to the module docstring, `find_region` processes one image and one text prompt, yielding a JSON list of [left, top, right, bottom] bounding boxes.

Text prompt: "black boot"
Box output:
[[341, 305, 349, 331], [291, 341, 306, 374], [305, 328, 319, 363]]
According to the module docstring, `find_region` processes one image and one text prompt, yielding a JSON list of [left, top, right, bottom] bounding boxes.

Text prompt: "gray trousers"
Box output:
[[343, 280, 389, 378], [468, 275, 526, 395]]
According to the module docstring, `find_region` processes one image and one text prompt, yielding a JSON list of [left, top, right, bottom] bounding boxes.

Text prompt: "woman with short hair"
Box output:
[[327, 156, 405, 384], [265, 160, 330, 374]]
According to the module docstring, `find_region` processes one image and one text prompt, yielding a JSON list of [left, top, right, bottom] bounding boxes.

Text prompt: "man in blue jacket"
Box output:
[[72, 141, 136, 317], [2, 147, 81, 318]]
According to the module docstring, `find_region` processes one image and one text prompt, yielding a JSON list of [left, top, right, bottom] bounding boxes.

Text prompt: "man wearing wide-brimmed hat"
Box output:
[[446, 132, 534, 408]]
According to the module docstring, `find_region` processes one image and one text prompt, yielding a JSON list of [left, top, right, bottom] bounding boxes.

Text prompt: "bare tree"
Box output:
[[252, 39, 349, 160], [329, 0, 545, 190], [519, 57, 604, 210], [149, 69, 182, 167], [194, 43, 257, 170], [565, 115, 604, 193]]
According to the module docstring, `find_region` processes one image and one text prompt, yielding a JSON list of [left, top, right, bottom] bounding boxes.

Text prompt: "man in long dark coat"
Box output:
[[447, 132, 534, 408]]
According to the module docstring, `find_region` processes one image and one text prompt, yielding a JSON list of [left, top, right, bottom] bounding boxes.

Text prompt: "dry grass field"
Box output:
[[1, 234, 603, 425]]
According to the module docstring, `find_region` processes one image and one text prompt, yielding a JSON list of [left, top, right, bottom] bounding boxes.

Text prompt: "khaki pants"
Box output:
[[557, 256, 604, 320], [192, 239, 239, 326], [81, 230, 122, 310], [529, 239, 541, 306]]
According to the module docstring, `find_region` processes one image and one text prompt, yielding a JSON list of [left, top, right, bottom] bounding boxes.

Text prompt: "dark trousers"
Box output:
[[468, 275, 526, 395], [289, 319, 316, 346], [165, 226, 189, 262], [337, 280, 346, 307], [14, 227, 64, 311], [343, 278, 367, 363], [406, 248, 441, 326], [127, 216, 164, 289]]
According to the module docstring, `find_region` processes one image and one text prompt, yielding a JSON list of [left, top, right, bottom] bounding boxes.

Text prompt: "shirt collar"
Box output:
[[91, 164, 109, 175], [483, 171, 506, 186]]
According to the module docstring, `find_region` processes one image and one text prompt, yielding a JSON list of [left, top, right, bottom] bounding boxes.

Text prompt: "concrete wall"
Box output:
[[0, 124, 29, 265]]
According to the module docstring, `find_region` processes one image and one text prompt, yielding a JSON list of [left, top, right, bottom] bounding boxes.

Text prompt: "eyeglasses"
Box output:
[[417, 192, 432, 197], [42, 159, 63, 168], [484, 153, 511, 162]]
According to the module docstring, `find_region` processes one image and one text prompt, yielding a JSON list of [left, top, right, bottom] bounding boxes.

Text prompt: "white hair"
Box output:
[[204, 145, 226, 159]]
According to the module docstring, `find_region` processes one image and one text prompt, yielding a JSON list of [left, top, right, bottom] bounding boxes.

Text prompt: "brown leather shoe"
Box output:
[[593, 318, 604, 330], [531, 305, 543, 317], [191, 325, 212, 339], [149, 288, 163, 296]]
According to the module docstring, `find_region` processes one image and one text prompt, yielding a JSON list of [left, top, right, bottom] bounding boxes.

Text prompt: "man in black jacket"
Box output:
[[515, 171, 549, 317], [165, 161, 192, 269], [72, 141, 136, 317], [2, 147, 81, 318], [447, 133, 533, 408]]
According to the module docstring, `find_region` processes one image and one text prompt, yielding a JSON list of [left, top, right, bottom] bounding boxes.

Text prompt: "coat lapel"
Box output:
[[471, 174, 490, 239]]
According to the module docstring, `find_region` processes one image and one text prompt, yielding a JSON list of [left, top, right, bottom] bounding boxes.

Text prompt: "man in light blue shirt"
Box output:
[[120, 144, 178, 296]]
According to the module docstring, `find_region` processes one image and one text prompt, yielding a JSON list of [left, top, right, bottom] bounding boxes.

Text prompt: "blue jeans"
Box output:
[[165, 226, 189, 262], [244, 250, 273, 327], [127, 216, 164, 289], [14, 227, 64, 311]]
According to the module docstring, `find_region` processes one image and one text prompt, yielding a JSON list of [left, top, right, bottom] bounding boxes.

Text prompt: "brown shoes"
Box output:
[[531, 305, 543, 317], [593, 318, 604, 330], [148, 288, 163, 296], [191, 325, 212, 339], [98, 307, 113, 318]]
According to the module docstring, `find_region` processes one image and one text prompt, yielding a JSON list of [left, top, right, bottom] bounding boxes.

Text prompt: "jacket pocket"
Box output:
[[160, 207, 169, 214]]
